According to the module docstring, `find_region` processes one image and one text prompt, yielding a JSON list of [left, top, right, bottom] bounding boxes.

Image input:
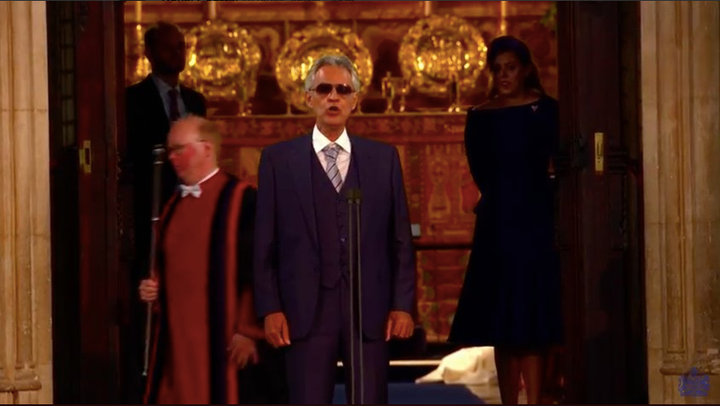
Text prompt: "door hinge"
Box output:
[[79, 140, 92, 174]]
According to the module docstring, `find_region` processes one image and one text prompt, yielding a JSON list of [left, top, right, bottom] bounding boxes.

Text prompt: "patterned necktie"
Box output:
[[168, 88, 180, 122], [322, 144, 342, 192], [179, 184, 201, 198]]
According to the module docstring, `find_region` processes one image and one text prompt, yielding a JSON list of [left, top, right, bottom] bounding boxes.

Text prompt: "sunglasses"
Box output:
[[310, 83, 355, 96]]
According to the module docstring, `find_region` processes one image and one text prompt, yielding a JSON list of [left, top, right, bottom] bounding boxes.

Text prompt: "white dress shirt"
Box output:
[[312, 125, 351, 185], [151, 73, 188, 120]]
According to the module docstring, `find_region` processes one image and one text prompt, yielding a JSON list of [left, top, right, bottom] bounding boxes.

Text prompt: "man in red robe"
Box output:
[[138, 115, 263, 404]]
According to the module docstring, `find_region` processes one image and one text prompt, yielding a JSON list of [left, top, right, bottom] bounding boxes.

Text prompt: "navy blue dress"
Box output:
[[448, 95, 563, 349]]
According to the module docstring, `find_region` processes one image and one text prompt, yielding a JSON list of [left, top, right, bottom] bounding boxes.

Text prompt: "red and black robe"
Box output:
[[143, 171, 259, 404]]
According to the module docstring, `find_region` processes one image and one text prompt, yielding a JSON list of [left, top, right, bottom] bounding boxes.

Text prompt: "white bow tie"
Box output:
[[180, 184, 202, 198]]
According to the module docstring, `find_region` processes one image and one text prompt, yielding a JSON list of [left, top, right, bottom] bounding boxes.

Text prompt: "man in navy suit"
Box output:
[[253, 54, 417, 404]]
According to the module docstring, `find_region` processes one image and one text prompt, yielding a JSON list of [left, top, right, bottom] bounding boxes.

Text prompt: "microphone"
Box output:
[[346, 188, 362, 202], [345, 188, 364, 404]]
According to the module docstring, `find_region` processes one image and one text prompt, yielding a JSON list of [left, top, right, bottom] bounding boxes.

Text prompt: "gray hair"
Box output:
[[303, 54, 361, 93]]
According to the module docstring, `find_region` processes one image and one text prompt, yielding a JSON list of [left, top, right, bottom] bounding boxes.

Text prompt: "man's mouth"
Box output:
[[327, 106, 340, 114]]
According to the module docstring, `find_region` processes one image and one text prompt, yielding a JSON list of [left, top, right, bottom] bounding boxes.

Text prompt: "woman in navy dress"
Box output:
[[448, 36, 562, 405]]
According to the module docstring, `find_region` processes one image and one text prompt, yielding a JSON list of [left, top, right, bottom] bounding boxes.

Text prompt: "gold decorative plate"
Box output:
[[128, 24, 151, 85], [275, 23, 373, 113], [399, 15, 487, 97], [181, 20, 262, 101]]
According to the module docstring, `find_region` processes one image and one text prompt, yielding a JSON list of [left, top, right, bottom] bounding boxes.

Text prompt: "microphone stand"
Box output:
[[142, 145, 165, 377], [346, 188, 364, 404]]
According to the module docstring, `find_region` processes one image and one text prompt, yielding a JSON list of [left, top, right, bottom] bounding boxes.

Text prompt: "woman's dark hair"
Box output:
[[486, 35, 545, 98]]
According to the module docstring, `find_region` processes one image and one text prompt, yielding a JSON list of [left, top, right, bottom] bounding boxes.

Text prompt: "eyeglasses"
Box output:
[[167, 139, 207, 155], [310, 83, 355, 96]]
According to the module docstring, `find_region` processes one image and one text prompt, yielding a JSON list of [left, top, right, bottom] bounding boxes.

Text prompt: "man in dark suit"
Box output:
[[253, 54, 417, 404], [123, 21, 206, 402], [126, 21, 207, 213]]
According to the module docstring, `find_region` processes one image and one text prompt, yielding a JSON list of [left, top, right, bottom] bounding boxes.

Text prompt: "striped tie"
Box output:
[[322, 144, 342, 192]]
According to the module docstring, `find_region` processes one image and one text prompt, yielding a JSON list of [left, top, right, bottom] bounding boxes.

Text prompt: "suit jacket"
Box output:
[[125, 75, 207, 205], [253, 133, 417, 341], [124, 75, 207, 282]]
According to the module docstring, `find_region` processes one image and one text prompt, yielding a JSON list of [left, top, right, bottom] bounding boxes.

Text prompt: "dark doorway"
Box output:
[[47, 1, 127, 403]]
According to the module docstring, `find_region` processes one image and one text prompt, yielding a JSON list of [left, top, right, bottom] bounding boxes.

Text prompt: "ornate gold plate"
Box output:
[[399, 15, 487, 97], [275, 23, 373, 113], [181, 20, 262, 101]]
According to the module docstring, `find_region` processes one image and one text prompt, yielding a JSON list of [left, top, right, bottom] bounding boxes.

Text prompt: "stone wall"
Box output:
[[641, 1, 720, 402], [0, 1, 53, 404]]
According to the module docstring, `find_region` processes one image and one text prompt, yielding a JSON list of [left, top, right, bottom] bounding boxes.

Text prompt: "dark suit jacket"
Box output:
[[124, 75, 207, 284], [253, 133, 417, 341]]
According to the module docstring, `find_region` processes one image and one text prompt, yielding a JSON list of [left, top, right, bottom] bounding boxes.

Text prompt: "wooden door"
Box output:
[[555, 1, 648, 403], [47, 1, 127, 403]]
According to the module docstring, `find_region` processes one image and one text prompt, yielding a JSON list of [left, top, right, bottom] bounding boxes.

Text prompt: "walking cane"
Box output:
[[142, 145, 166, 377]]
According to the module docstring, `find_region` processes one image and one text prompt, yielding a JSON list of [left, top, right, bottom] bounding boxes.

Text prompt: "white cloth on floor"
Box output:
[[415, 346, 497, 385]]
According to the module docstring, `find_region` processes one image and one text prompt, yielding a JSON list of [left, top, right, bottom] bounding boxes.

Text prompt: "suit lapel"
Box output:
[[180, 86, 197, 115], [349, 136, 374, 247], [289, 135, 319, 251]]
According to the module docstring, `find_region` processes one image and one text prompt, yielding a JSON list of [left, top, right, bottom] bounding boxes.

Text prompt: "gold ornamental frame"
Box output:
[[275, 23, 373, 113], [181, 20, 262, 102], [399, 15, 487, 97]]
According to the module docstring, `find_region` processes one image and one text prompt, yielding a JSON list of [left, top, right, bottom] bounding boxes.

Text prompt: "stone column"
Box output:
[[0, 1, 53, 404], [641, 1, 720, 403]]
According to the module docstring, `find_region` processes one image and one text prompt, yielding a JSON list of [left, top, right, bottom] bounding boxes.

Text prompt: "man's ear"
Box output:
[[351, 93, 358, 112], [305, 92, 313, 109]]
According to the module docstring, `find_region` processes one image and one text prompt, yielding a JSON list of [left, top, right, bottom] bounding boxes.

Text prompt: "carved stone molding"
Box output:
[[0, 1, 52, 404], [641, 1, 720, 402]]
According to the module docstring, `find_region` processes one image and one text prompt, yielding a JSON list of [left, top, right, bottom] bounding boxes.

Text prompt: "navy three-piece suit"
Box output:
[[253, 132, 416, 404]]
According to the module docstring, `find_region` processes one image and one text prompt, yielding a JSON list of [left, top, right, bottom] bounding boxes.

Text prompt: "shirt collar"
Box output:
[[312, 125, 351, 154], [151, 73, 181, 95], [189, 167, 219, 187]]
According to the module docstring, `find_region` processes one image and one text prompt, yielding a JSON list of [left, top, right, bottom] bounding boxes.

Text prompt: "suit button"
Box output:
[[340, 237, 346, 243]]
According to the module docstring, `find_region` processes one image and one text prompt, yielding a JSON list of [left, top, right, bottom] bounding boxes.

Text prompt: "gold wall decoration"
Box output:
[[399, 14, 487, 97], [275, 23, 373, 113], [126, 24, 152, 86], [181, 20, 262, 104]]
